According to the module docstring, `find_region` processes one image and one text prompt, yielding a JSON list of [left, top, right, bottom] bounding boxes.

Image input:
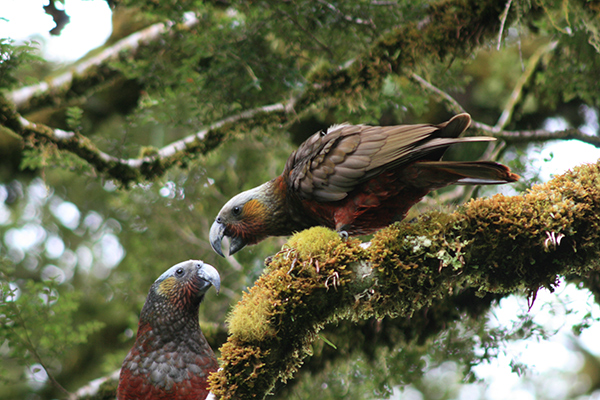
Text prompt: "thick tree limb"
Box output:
[[209, 161, 600, 399]]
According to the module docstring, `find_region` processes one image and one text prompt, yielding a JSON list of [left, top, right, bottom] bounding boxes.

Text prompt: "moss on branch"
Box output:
[[209, 161, 600, 399]]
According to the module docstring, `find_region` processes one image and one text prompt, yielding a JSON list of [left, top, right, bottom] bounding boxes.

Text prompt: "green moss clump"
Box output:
[[227, 284, 279, 342], [285, 226, 342, 262]]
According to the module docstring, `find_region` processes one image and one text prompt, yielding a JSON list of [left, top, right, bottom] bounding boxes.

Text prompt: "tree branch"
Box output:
[[492, 127, 600, 146], [410, 72, 467, 115], [9, 13, 200, 114], [73, 369, 119, 400], [209, 161, 600, 399], [411, 68, 600, 148], [496, 0, 513, 51], [495, 40, 558, 130], [3, 100, 292, 185]]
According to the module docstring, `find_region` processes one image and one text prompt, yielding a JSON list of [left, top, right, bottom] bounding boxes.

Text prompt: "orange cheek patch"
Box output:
[[243, 199, 267, 219], [230, 199, 268, 239]]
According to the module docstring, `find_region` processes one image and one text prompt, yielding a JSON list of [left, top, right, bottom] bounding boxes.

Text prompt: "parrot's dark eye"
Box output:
[[175, 267, 185, 277], [232, 206, 241, 216]]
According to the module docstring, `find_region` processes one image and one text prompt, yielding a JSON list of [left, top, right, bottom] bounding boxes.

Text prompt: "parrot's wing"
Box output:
[[286, 113, 494, 202], [286, 124, 368, 202], [285, 123, 441, 202]]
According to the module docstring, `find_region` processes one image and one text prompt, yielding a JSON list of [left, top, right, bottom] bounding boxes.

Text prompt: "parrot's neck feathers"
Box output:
[[237, 179, 287, 210], [139, 289, 202, 339], [247, 180, 284, 220]]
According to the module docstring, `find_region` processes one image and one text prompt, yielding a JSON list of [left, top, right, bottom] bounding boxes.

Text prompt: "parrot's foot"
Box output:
[[338, 230, 349, 241]]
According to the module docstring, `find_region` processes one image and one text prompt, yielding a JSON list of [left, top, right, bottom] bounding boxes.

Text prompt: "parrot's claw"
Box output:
[[338, 230, 349, 241]]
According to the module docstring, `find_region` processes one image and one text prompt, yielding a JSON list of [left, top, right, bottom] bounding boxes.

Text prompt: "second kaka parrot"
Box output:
[[117, 260, 220, 400], [210, 113, 519, 257]]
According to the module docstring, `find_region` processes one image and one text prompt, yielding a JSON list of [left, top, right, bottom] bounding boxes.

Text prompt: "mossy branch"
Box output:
[[209, 161, 600, 399]]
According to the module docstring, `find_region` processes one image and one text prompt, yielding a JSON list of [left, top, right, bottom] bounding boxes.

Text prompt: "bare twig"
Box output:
[[12, 310, 75, 399], [497, 0, 513, 50], [493, 127, 600, 147], [276, 9, 335, 58], [411, 70, 600, 148], [316, 0, 376, 28], [495, 41, 558, 130]]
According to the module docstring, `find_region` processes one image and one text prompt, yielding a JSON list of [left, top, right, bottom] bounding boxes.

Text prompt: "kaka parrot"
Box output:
[[210, 113, 519, 257], [117, 260, 220, 400]]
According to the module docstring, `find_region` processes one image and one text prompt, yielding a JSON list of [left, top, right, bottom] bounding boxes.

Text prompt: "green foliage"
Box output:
[[65, 107, 84, 133], [0, 262, 104, 388], [535, 30, 600, 108], [20, 146, 92, 175], [527, 1, 600, 109], [0, 39, 43, 90]]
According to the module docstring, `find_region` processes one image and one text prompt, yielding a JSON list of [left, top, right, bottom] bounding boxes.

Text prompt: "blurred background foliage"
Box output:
[[1, 0, 600, 399]]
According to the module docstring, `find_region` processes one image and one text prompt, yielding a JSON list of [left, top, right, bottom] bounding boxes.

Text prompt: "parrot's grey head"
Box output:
[[139, 260, 220, 326], [154, 260, 221, 301], [210, 184, 271, 257]]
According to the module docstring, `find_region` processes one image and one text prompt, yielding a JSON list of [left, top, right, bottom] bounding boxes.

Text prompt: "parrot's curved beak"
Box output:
[[210, 219, 247, 257], [209, 220, 226, 257], [197, 262, 221, 294]]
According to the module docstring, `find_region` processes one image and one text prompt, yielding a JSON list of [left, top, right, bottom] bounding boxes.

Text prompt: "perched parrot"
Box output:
[[210, 113, 519, 257], [117, 260, 220, 400]]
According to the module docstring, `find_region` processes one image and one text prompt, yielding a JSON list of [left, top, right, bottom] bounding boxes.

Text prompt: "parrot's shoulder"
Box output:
[[284, 124, 383, 201]]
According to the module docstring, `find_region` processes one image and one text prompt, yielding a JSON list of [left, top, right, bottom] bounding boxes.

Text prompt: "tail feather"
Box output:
[[437, 113, 472, 138], [415, 161, 520, 185]]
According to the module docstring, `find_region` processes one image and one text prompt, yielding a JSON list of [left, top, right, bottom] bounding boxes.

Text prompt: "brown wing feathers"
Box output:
[[290, 113, 504, 202]]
